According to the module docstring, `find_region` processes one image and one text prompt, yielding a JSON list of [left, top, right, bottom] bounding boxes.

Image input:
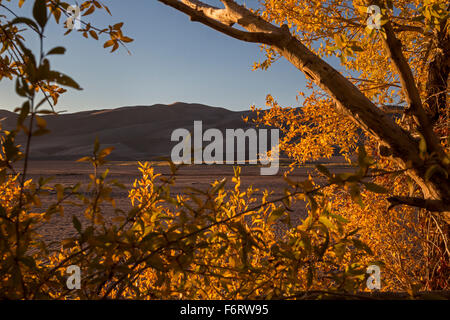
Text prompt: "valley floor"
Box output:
[[18, 160, 352, 247]]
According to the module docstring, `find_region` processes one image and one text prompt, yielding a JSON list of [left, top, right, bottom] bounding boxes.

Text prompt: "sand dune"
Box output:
[[0, 103, 258, 160]]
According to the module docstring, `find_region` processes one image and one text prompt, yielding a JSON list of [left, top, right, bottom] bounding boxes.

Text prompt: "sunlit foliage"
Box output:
[[0, 0, 448, 299]]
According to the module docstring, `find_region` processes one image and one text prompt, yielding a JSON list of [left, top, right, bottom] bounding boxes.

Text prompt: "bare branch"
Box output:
[[388, 196, 450, 223], [180, 0, 235, 26], [380, 105, 406, 114], [392, 22, 425, 34], [159, 0, 283, 43]]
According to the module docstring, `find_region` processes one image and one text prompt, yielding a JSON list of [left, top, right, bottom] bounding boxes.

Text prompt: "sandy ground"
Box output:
[[19, 160, 352, 247]]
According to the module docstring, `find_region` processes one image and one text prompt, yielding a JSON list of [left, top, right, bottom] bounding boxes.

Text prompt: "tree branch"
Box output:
[[391, 22, 424, 34], [180, 0, 235, 26], [159, 0, 283, 43], [372, 1, 447, 170], [388, 196, 450, 221], [158, 0, 450, 223]]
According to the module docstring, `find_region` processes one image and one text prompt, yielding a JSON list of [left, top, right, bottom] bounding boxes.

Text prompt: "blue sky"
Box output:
[[0, 0, 309, 112]]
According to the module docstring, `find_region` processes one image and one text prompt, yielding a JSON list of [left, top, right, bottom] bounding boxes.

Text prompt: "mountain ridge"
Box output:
[[0, 102, 259, 161]]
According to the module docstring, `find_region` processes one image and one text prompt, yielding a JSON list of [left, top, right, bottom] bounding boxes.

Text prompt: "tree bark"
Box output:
[[425, 23, 449, 125]]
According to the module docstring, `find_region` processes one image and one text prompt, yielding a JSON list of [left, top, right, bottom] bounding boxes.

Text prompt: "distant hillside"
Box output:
[[0, 103, 259, 160]]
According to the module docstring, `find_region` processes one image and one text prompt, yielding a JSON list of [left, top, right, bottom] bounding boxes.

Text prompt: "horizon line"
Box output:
[[0, 101, 259, 115]]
